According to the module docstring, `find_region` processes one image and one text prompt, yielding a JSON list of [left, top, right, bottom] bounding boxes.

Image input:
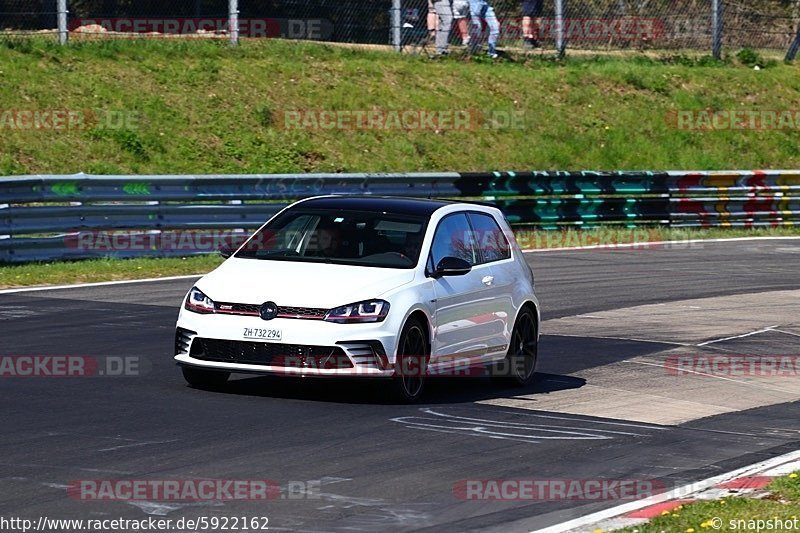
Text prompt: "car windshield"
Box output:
[[235, 208, 427, 268]]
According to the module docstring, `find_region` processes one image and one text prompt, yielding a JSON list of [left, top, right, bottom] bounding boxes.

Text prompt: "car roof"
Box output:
[[297, 195, 459, 217]]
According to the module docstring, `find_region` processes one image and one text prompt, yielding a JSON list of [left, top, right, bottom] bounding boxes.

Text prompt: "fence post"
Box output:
[[57, 0, 68, 45], [229, 0, 239, 46], [554, 0, 565, 57], [711, 0, 722, 59], [787, 26, 800, 61], [391, 0, 402, 52]]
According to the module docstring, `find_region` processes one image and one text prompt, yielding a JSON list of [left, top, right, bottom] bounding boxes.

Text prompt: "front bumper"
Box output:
[[174, 310, 398, 378]]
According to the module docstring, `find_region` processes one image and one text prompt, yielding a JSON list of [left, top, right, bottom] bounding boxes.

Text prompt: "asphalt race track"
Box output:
[[1, 239, 799, 532]]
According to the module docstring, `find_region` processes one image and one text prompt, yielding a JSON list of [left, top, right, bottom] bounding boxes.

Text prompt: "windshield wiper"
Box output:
[[235, 251, 339, 263], [235, 250, 297, 260]]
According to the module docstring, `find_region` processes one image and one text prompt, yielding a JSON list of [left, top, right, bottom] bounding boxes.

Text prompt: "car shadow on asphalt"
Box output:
[[182, 331, 668, 405], [193, 372, 586, 405]]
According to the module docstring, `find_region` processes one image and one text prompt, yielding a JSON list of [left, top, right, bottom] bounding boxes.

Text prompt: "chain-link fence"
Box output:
[[560, 0, 800, 54], [0, 0, 60, 39], [1, 1, 799, 58]]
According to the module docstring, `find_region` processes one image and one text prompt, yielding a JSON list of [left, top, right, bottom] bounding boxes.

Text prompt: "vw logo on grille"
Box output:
[[259, 301, 278, 321]]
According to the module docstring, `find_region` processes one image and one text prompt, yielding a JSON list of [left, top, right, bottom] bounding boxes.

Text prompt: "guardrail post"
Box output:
[[57, 0, 68, 45], [0, 202, 8, 244], [786, 25, 800, 61], [711, 0, 723, 60], [554, 0, 565, 58], [391, 0, 402, 52], [229, 0, 239, 46]]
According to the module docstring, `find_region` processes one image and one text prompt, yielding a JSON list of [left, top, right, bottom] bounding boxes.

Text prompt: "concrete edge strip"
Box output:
[[532, 449, 800, 533]]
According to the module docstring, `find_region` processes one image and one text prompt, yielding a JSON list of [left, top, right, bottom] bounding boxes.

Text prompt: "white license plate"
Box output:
[[242, 327, 282, 341]]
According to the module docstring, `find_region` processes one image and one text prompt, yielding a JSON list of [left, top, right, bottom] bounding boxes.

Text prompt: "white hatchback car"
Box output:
[[175, 196, 539, 402]]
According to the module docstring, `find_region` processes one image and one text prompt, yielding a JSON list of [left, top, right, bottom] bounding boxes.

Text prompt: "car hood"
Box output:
[[196, 257, 417, 308]]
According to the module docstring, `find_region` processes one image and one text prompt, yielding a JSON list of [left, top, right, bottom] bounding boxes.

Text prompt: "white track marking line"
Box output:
[[773, 328, 800, 338], [455, 406, 668, 431], [402, 417, 622, 439], [696, 325, 778, 346], [405, 425, 542, 443], [533, 448, 800, 533], [623, 359, 800, 395], [422, 408, 663, 433], [0, 274, 202, 294], [762, 460, 800, 476], [97, 439, 180, 452]]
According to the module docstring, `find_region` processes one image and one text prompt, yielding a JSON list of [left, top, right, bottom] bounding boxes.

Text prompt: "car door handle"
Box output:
[[482, 275, 494, 286]]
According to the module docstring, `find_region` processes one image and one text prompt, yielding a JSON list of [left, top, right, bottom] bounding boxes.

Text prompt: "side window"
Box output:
[[468, 212, 511, 263], [430, 213, 478, 266]]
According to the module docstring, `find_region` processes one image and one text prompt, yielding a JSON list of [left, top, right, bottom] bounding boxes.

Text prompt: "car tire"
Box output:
[[497, 307, 538, 387], [182, 366, 230, 389], [391, 318, 429, 403]]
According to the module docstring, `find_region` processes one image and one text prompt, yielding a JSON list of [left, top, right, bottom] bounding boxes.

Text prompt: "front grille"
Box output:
[[214, 302, 327, 320], [215, 302, 259, 315], [190, 338, 353, 369], [175, 327, 196, 355], [277, 306, 327, 319]]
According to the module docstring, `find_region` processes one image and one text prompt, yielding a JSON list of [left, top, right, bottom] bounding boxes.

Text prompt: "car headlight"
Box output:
[[324, 299, 390, 324], [185, 287, 215, 314]]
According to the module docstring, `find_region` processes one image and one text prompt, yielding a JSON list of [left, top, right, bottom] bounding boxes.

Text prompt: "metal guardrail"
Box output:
[[1, 170, 798, 263]]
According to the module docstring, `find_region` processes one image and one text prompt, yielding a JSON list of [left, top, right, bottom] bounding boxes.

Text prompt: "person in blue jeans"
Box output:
[[468, 0, 500, 58]]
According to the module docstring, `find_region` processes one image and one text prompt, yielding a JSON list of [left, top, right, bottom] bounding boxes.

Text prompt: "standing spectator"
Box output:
[[453, 0, 471, 46], [432, 0, 453, 55], [468, 0, 500, 58], [427, 0, 437, 44], [522, 0, 543, 49]]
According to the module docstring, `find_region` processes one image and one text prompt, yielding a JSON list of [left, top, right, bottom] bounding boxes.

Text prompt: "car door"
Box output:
[[467, 211, 517, 361], [429, 212, 500, 368]]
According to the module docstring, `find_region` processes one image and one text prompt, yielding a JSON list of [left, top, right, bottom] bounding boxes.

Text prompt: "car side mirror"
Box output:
[[433, 256, 472, 278], [218, 247, 234, 259]]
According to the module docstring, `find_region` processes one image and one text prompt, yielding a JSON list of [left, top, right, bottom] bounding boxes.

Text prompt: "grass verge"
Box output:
[[0, 255, 223, 289], [1, 227, 798, 289], [2, 38, 800, 174]]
